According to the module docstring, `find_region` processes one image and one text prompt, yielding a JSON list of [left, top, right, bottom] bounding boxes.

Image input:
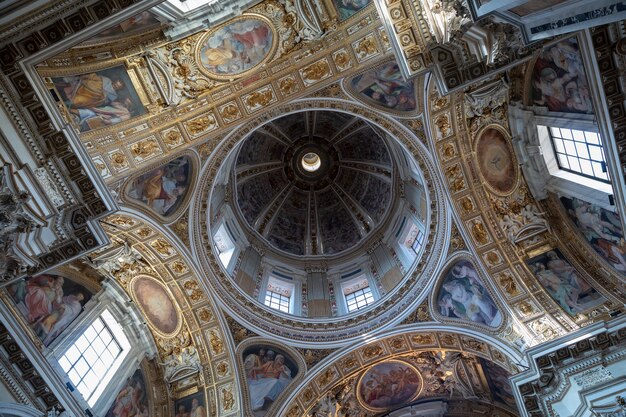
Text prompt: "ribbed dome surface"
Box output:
[[234, 111, 394, 256]]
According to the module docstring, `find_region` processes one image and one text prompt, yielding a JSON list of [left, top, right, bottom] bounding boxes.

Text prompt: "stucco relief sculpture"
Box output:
[[498, 203, 550, 244], [0, 166, 43, 280]]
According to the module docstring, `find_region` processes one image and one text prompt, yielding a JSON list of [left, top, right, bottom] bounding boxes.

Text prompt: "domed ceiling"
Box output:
[[233, 110, 395, 257]]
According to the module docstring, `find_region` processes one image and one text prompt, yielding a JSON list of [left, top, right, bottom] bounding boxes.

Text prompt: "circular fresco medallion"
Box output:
[[130, 276, 180, 336], [197, 16, 275, 79], [357, 360, 422, 411], [475, 126, 518, 195]]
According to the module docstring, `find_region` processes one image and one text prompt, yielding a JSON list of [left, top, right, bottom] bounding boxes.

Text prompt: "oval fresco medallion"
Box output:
[[348, 61, 417, 112], [198, 16, 275, 79], [357, 360, 422, 411], [475, 127, 518, 195], [130, 276, 180, 336]]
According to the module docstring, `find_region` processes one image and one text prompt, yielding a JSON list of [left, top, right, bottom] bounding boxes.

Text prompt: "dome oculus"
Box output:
[[301, 152, 321, 172]]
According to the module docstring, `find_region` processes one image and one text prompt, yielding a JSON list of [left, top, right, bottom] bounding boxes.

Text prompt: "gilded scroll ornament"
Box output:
[[333, 49, 351, 70], [151, 238, 175, 257], [470, 220, 489, 245], [301, 59, 331, 84], [278, 75, 298, 95], [186, 115, 217, 136], [460, 196, 474, 213], [411, 334, 433, 345], [110, 152, 129, 169], [198, 308, 213, 322], [435, 114, 452, 138], [163, 129, 184, 148], [221, 386, 234, 410], [445, 164, 465, 192], [362, 344, 383, 358], [353, 36, 378, 60], [220, 103, 241, 123], [130, 139, 160, 161], [498, 272, 519, 297], [209, 330, 224, 354], [244, 87, 274, 111], [317, 368, 336, 388]]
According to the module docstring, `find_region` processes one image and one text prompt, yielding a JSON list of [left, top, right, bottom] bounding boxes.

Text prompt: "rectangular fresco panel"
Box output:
[[105, 368, 149, 417], [8, 274, 92, 346], [174, 391, 207, 417], [526, 248, 606, 315], [333, 0, 371, 20], [479, 357, 517, 410], [561, 196, 625, 275], [51, 65, 146, 132], [531, 36, 593, 114], [96, 11, 161, 38]]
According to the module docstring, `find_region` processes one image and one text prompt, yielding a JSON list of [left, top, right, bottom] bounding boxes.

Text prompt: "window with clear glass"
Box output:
[[411, 229, 425, 254], [214, 223, 236, 268], [264, 290, 290, 313], [345, 286, 374, 312], [549, 127, 609, 183], [58, 310, 129, 406]]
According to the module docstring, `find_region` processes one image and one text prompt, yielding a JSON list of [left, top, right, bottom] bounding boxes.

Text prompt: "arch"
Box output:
[[0, 403, 44, 417], [275, 324, 526, 416], [97, 209, 244, 416]]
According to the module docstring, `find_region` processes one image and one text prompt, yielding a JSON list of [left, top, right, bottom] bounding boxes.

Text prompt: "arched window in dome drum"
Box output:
[[341, 274, 375, 312], [214, 223, 236, 269], [264, 277, 294, 314]]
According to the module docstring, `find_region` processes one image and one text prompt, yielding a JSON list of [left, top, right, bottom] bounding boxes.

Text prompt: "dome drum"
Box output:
[[195, 103, 448, 344]]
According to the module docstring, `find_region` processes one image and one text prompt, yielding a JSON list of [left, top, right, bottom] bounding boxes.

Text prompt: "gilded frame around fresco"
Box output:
[[121, 150, 199, 223], [473, 123, 520, 197], [128, 274, 183, 338], [355, 358, 423, 412], [194, 14, 279, 81]]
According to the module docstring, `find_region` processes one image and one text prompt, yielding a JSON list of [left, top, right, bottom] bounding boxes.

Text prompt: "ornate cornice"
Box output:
[[517, 325, 626, 417]]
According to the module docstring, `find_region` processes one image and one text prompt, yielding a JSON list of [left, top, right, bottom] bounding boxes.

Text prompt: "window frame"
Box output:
[[57, 309, 129, 406], [547, 126, 610, 184], [344, 286, 375, 312], [47, 286, 156, 416], [264, 289, 291, 313], [262, 276, 295, 314], [213, 221, 238, 272]]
